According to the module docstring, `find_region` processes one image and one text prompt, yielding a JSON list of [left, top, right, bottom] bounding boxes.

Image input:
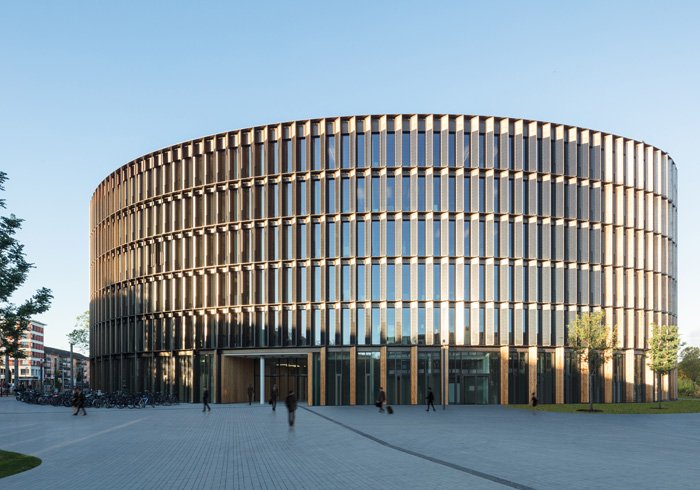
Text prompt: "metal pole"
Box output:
[[442, 345, 447, 410], [70, 343, 74, 390], [259, 357, 265, 405]]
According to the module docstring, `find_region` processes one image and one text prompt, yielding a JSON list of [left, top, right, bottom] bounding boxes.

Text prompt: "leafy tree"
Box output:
[[0, 172, 52, 385], [568, 311, 617, 412], [66, 311, 89, 354], [678, 345, 700, 386], [647, 324, 680, 408]]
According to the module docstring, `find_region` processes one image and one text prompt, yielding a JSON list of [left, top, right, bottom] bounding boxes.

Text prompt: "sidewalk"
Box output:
[[1, 397, 698, 489]]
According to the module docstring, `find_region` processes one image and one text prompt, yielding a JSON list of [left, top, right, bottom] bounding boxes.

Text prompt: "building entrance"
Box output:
[[260, 356, 308, 404], [448, 351, 500, 405]]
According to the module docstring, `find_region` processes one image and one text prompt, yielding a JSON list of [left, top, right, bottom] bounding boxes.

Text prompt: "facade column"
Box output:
[[528, 346, 538, 402], [625, 348, 635, 402], [259, 357, 265, 405], [500, 345, 509, 405], [307, 352, 313, 406], [349, 346, 357, 405], [604, 353, 613, 403], [555, 346, 564, 404], [410, 346, 418, 405], [320, 347, 326, 406]]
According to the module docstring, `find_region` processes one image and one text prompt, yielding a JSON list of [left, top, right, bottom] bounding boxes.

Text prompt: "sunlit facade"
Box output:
[[90, 114, 678, 405]]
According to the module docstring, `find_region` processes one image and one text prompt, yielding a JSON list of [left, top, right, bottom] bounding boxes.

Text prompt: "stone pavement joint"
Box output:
[[302, 406, 535, 490]]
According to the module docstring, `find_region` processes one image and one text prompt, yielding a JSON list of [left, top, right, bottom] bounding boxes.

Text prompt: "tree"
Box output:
[[567, 311, 617, 411], [647, 324, 680, 408], [66, 311, 89, 354], [678, 345, 700, 386], [0, 172, 52, 386]]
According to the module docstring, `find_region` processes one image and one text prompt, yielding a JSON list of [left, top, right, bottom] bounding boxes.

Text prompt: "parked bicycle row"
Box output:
[[15, 388, 178, 408]]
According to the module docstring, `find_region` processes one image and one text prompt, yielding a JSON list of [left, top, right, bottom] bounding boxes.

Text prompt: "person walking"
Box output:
[[76, 388, 87, 416], [285, 390, 297, 427], [377, 387, 386, 413], [426, 387, 436, 412], [247, 384, 254, 405], [271, 383, 278, 411], [531, 392, 538, 415], [71, 387, 80, 416], [202, 388, 211, 412]]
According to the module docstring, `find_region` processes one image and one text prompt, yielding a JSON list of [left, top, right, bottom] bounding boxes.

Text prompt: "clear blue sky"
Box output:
[[1, 1, 698, 351]]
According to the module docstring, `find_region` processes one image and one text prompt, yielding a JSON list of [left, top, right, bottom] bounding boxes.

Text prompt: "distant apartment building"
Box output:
[[1, 320, 46, 386], [43, 346, 90, 388]]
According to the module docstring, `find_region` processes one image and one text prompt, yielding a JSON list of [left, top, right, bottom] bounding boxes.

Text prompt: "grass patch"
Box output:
[[0, 450, 41, 478], [509, 399, 700, 414]]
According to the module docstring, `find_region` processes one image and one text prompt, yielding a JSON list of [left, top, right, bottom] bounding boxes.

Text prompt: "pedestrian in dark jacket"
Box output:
[[285, 391, 297, 427], [247, 384, 254, 405], [202, 389, 211, 412], [71, 387, 80, 416], [531, 392, 538, 413], [426, 387, 436, 412], [271, 384, 278, 411], [76, 388, 87, 416], [377, 387, 386, 413]]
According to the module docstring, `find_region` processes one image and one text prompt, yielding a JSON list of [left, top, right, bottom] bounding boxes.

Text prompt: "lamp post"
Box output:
[[69, 342, 75, 390], [441, 339, 448, 410]]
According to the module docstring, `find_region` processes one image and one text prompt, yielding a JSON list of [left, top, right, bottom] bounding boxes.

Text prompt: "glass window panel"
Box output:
[[433, 220, 441, 256], [327, 135, 336, 169], [448, 220, 456, 256], [418, 307, 426, 344], [327, 178, 336, 213], [417, 175, 426, 211], [371, 220, 381, 256], [357, 177, 365, 213], [341, 221, 351, 257], [357, 133, 365, 167], [357, 264, 366, 301], [341, 177, 351, 213], [371, 307, 381, 344], [494, 134, 500, 167], [357, 220, 366, 256], [342, 265, 351, 301], [433, 175, 441, 211], [387, 264, 395, 301], [312, 136, 321, 170], [341, 134, 350, 168], [312, 223, 321, 258], [313, 265, 322, 302], [464, 175, 471, 213], [372, 176, 381, 212], [402, 220, 411, 256], [448, 176, 456, 212], [479, 264, 485, 301], [433, 132, 441, 165], [357, 308, 366, 345], [312, 179, 321, 214], [418, 220, 426, 256], [387, 176, 396, 211], [328, 265, 336, 302], [371, 263, 381, 301], [479, 177, 485, 213], [479, 133, 485, 168], [298, 137, 306, 172], [479, 219, 485, 256], [299, 180, 307, 215], [448, 132, 456, 167], [433, 264, 441, 300], [463, 133, 471, 167], [402, 175, 411, 211], [371, 132, 381, 167], [342, 308, 351, 344], [402, 263, 411, 300], [402, 131, 411, 166], [386, 219, 396, 256], [327, 222, 336, 257], [417, 263, 426, 300], [418, 131, 426, 165], [464, 263, 471, 300], [387, 307, 396, 344], [387, 132, 396, 165]]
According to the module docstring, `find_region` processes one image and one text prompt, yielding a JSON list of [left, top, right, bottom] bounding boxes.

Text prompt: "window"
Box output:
[[433, 264, 441, 300], [448, 176, 456, 212], [387, 219, 396, 256], [372, 307, 381, 344], [341, 134, 350, 168], [312, 223, 321, 258], [387, 131, 396, 165], [402, 263, 411, 300], [433, 175, 441, 211], [327, 178, 336, 213], [357, 220, 366, 256], [387, 176, 396, 212], [418, 131, 426, 165], [327, 222, 336, 257], [387, 264, 395, 301], [464, 221, 471, 256], [464, 263, 471, 300], [479, 264, 485, 301], [479, 219, 485, 256], [371, 131, 381, 167], [299, 180, 307, 215], [312, 136, 321, 170], [341, 221, 351, 257], [448, 220, 456, 256], [312, 179, 321, 214], [371, 220, 381, 256], [402, 175, 411, 211], [418, 306, 426, 344], [357, 264, 366, 301], [479, 177, 485, 213], [341, 177, 351, 213], [464, 175, 471, 212], [479, 133, 485, 168], [357, 177, 366, 213], [433, 132, 441, 165], [494, 134, 500, 167], [357, 132, 365, 167], [342, 265, 351, 301], [433, 220, 441, 256], [417, 219, 426, 256], [402, 131, 411, 166], [327, 135, 336, 169], [417, 175, 426, 211], [417, 263, 426, 300], [448, 131, 456, 167], [402, 220, 411, 256], [313, 265, 322, 302], [463, 133, 471, 167], [372, 176, 381, 212]]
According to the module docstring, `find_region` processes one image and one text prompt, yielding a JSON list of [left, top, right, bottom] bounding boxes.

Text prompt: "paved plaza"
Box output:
[[1, 396, 698, 489]]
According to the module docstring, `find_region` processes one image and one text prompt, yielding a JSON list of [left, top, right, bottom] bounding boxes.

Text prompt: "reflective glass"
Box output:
[[417, 220, 426, 256], [371, 220, 381, 256], [386, 219, 396, 256], [387, 264, 395, 301], [313, 308, 321, 345], [283, 139, 292, 173], [433, 220, 441, 256], [433, 175, 441, 211], [448, 220, 455, 256], [312, 223, 321, 258], [417, 307, 426, 344], [402, 308, 411, 344], [284, 182, 293, 216], [494, 134, 500, 167], [402, 263, 411, 300], [372, 132, 381, 167], [417, 175, 426, 211], [479, 177, 485, 213], [328, 265, 336, 302], [433, 263, 441, 300], [479, 219, 485, 256], [433, 132, 441, 166], [479, 264, 485, 301], [402, 220, 411, 256], [327, 178, 336, 213], [494, 176, 500, 213], [387, 307, 396, 343], [357, 308, 366, 345], [341, 134, 350, 168], [448, 132, 456, 167], [312, 179, 321, 214], [300, 267, 307, 302], [402, 175, 411, 211], [284, 224, 293, 259], [402, 132, 411, 166], [387, 176, 396, 211], [463, 133, 471, 167], [372, 176, 381, 212], [342, 265, 351, 301], [312, 136, 321, 170], [464, 175, 471, 212], [372, 307, 380, 344], [417, 263, 426, 300], [464, 263, 471, 300], [341, 177, 351, 213], [479, 133, 485, 168], [357, 133, 365, 167], [494, 264, 500, 301], [327, 222, 336, 257], [417, 131, 426, 165], [433, 308, 440, 344], [371, 263, 381, 301], [387, 132, 396, 165], [342, 308, 351, 344], [357, 177, 365, 212], [341, 221, 351, 257], [327, 308, 336, 345], [299, 180, 307, 215], [327, 135, 336, 169], [357, 264, 365, 301], [357, 220, 365, 256], [448, 176, 455, 212], [448, 263, 455, 301], [313, 265, 321, 302]]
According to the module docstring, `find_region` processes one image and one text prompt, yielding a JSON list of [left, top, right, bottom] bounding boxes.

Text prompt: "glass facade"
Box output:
[[91, 114, 678, 406]]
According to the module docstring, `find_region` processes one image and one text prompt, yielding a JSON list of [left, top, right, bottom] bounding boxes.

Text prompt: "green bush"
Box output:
[[678, 376, 698, 397]]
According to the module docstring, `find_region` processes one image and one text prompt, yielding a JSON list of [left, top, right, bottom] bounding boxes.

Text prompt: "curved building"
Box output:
[[90, 115, 678, 405]]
